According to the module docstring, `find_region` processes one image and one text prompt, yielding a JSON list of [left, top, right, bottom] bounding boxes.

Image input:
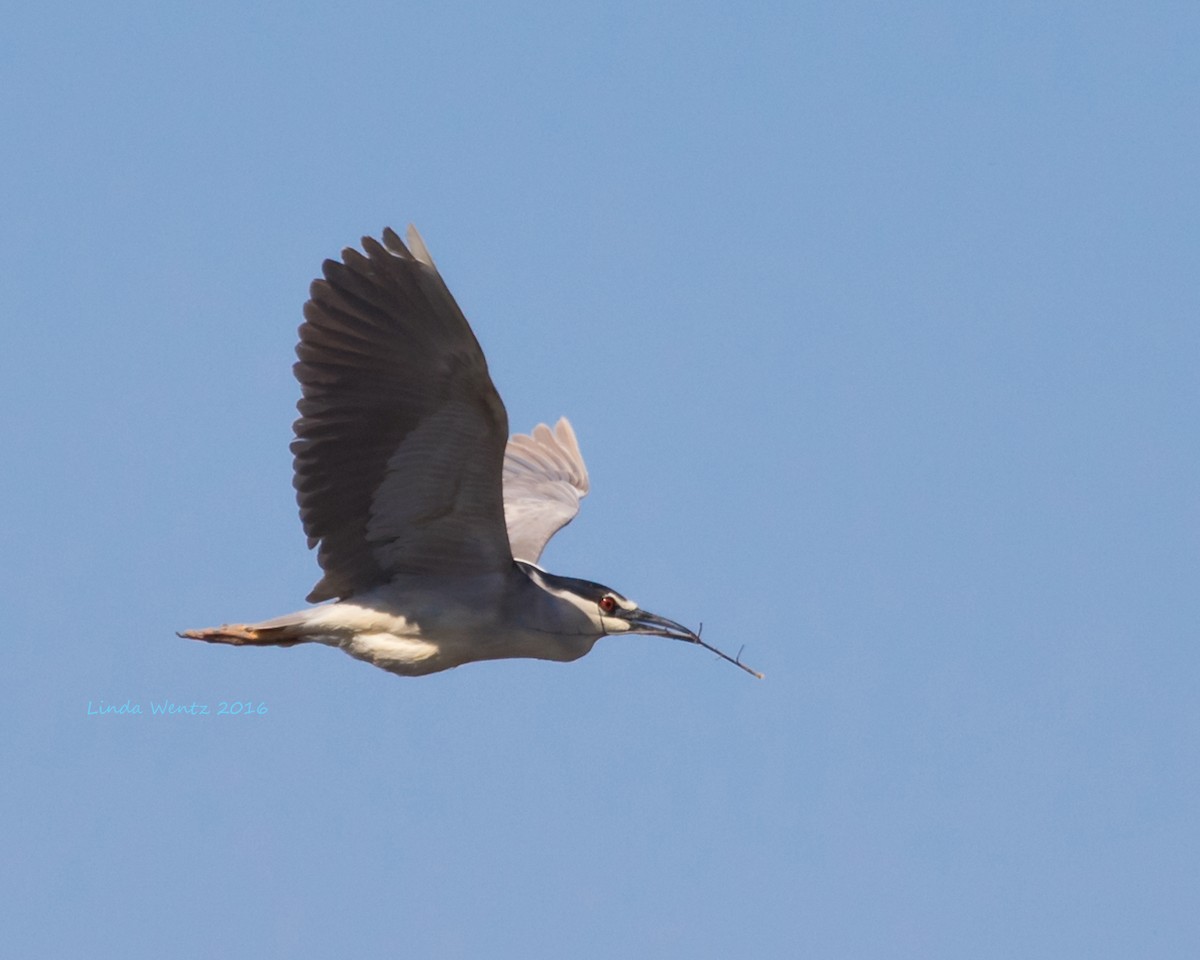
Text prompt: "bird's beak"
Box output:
[[624, 608, 700, 642]]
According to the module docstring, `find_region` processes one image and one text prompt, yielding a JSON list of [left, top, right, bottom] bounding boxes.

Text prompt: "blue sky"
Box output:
[[2, 1, 1197, 957]]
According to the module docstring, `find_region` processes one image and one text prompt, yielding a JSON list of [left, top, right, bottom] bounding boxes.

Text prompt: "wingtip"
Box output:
[[553, 417, 588, 493], [553, 416, 578, 446], [405, 224, 436, 268]]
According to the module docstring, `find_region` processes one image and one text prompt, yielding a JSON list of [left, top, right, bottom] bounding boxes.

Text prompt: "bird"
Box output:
[[180, 226, 760, 679]]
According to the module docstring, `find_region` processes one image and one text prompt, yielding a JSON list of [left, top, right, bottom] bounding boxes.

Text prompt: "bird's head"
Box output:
[[516, 562, 699, 643], [514, 562, 762, 677]]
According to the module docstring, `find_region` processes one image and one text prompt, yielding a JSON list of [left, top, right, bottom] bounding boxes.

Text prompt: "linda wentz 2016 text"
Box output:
[[85, 700, 269, 716]]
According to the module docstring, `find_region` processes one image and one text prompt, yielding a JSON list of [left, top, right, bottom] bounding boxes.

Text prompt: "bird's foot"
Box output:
[[177, 624, 261, 645]]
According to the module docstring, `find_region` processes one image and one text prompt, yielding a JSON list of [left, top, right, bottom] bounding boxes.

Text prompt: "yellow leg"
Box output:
[[177, 624, 262, 645]]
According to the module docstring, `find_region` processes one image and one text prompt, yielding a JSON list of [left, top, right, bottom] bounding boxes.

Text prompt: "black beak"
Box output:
[[625, 608, 700, 642]]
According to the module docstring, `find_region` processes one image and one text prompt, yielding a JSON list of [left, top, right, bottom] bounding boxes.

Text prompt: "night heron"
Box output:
[[180, 227, 760, 679]]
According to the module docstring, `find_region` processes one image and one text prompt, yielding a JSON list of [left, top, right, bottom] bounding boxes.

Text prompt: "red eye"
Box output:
[[598, 595, 617, 615]]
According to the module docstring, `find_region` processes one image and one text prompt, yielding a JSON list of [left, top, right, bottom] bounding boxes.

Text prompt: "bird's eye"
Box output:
[[598, 595, 617, 615]]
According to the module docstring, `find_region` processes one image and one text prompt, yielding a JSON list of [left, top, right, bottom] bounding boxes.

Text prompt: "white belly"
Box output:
[[290, 579, 598, 677]]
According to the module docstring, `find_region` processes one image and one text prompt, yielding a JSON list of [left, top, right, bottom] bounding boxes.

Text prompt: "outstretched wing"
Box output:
[[292, 226, 512, 602], [502, 417, 590, 563]]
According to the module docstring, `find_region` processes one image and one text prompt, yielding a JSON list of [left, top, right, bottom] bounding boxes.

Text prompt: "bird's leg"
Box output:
[[178, 624, 262, 645], [178, 620, 307, 647]]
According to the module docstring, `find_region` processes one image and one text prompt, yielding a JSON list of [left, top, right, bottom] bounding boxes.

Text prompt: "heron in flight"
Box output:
[[180, 227, 760, 678]]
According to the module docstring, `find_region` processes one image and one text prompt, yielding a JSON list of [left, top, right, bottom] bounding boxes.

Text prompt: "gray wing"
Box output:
[[292, 226, 512, 602], [502, 417, 590, 563]]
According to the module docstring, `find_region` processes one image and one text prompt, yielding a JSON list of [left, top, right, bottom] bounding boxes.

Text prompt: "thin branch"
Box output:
[[694, 622, 763, 679]]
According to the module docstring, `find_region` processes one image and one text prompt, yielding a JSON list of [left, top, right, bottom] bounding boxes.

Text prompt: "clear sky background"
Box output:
[[2, 2, 1197, 957]]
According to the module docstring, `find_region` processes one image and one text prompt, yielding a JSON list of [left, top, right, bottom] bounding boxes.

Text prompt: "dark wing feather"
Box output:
[[291, 226, 512, 602]]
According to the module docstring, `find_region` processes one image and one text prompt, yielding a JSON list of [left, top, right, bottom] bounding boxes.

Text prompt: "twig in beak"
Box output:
[[695, 622, 763, 679]]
